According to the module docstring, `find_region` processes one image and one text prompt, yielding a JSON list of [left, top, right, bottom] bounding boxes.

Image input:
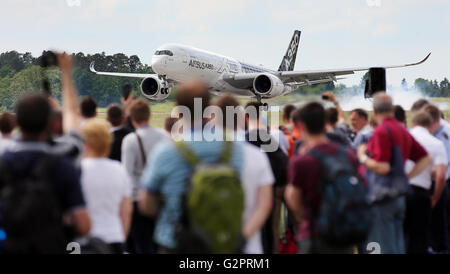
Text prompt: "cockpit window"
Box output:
[[154, 50, 173, 56]]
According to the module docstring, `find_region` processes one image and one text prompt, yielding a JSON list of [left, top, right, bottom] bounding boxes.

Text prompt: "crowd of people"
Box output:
[[0, 52, 449, 254]]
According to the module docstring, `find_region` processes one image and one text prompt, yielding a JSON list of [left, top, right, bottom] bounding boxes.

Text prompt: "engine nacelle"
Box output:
[[140, 76, 171, 101], [253, 73, 285, 98]]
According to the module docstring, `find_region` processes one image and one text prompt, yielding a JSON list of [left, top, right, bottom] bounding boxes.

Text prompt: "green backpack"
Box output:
[[174, 141, 244, 254]]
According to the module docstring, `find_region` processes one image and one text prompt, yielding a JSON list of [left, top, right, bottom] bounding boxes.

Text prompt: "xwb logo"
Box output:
[[66, 242, 81, 254], [366, 242, 381, 254], [366, 0, 381, 7], [66, 0, 81, 7]]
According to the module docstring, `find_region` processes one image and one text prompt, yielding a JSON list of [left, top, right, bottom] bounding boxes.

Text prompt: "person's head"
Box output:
[[411, 111, 432, 131], [394, 105, 406, 125], [81, 119, 112, 158], [411, 99, 429, 114], [372, 92, 394, 123], [244, 101, 265, 130], [15, 93, 52, 141], [349, 108, 368, 132], [325, 107, 338, 126], [106, 103, 125, 127], [0, 112, 16, 138], [129, 99, 151, 128], [213, 93, 243, 131], [175, 80, 210, 127], [282, 104, 296, 124], [292, 102, 325, 137], [423, 104, 441, 134], [164, 117, 178, 133], [80, 96, 97, 119]]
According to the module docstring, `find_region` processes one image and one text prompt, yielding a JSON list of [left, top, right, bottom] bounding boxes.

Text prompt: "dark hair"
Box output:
[[0, 112, 16, 135], [80, 96, 97, 118], [293, 102, 325, 135], [15, 93, 51, 134], [175, 81, 210, 123], [245, 101, 263, 121], [283, 104, 296, 121], [107, 104, 124, 127], [325, 107, 338, 125], [424, 104, 441, 123], [394, 105, 406, 124], [130, 99, 150, 123], [164, 117, 178, 133], [351, 108, 368, 120], [411, 99, 429, 112], [214, 93, 241, 130]]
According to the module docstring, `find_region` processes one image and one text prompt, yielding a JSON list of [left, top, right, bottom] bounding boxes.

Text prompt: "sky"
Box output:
[[0, 0, 449, 86]]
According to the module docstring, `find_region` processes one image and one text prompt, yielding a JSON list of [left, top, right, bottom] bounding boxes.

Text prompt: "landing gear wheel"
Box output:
[[262, 102, 269, 111]]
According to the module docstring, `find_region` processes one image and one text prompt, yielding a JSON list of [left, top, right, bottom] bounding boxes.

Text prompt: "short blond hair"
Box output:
[[81, 119, 112, 157]]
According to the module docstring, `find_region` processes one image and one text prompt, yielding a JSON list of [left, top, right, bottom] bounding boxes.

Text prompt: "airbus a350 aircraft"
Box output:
[[90, 30, 430, 107]]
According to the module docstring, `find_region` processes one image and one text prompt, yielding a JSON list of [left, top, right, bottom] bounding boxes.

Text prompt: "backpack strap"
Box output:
[[219, 141, 233, 164], [383, 125, 393, 146], [135, 133, 147, 166], [175, 140, 233, 167], [175, 141, 199, 167]]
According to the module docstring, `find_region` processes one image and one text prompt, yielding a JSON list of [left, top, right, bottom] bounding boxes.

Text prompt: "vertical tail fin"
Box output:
[[278, 30, 301, 71]]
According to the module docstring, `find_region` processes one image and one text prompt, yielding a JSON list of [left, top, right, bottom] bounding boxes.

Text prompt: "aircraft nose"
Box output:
[[151, 56, 165, 74]]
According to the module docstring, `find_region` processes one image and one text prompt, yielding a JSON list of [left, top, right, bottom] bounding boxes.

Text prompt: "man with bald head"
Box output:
[[357, 92, 431, 254]]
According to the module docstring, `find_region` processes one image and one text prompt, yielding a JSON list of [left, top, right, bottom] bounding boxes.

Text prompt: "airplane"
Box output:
[[90, 30, 431, 108]]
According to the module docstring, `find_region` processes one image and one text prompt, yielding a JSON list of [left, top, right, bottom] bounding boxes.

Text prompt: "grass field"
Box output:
[[97, 96, 450, 129]]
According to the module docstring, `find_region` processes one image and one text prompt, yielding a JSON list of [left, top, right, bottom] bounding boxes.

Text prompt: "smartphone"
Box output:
[[122, 84, 132, 100], [322, 95, 329, 100]]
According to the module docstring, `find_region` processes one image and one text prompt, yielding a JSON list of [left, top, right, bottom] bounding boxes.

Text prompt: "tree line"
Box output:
[[0, 50, 448, 111]]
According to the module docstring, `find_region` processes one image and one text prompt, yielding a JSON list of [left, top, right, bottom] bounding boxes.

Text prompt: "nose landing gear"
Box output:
[[255, 94, 269, 111]]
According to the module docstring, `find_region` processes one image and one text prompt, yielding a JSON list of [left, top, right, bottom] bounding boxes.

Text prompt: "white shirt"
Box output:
[[359, 124, 372, 135], [0, 138, 15, 156], [122, 126, 170, 200], [81, 158, 132, 243], [405, 126, 448, 190], [241, 142, 275, 254]]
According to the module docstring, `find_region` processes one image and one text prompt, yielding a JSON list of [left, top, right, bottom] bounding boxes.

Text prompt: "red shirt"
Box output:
[[289, 142, 359, 240], [367, 117, 427, 163]]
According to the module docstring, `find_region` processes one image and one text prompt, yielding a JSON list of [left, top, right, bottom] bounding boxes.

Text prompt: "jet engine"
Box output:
[[253, 73, 285, 98], [140, 75, 171, 100]]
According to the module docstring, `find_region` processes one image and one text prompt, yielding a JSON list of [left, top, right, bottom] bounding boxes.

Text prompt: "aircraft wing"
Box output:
[[224, 53, 431, 88], [89, 62, 155, 78]]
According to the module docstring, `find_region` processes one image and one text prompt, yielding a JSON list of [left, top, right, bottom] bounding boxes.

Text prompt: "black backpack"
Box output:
[[0, 155, 67, 254], [308, 145, 371, 247]]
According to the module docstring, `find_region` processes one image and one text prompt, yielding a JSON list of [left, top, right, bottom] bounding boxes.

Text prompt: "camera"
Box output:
[[322, 95, 329, 100], [40, 51, 58, 68]]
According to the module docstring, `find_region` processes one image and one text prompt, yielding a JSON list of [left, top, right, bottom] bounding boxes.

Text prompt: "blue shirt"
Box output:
[[434, 126, 450, 179], [140, 135, 244, 249]]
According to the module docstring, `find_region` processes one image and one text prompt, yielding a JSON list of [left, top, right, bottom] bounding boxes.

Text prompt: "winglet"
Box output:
[[385, 52, 431, 69], [89, 62, 97, 73], [416, 52, 431, 65], [406, 52, 431, 67]]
